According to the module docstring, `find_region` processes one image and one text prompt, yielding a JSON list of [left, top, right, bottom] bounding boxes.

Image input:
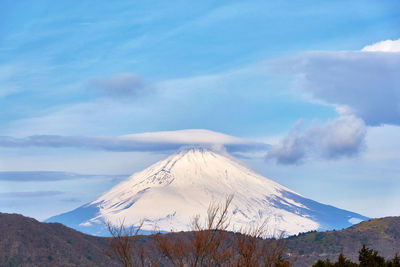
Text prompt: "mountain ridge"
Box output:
[[2, 212, 399, 267]]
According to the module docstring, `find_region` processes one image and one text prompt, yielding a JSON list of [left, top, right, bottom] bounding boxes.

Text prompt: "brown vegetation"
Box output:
[[107, 195, 290, 267], [0, 213, 117, 267], [153, 195, 235, 267], [2, 212, 400, 266], [106, 219, 147, 267], [285, 217, 400, 266]]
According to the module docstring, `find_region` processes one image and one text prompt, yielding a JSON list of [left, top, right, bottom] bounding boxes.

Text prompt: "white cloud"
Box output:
[[0, 65, 23, 98], [121, 129, 246, 145], [362, 38, 400, 52], [263, 38, 400, 164], [268, 50, 400, 126], [0, 129, 269, 153], [265, 115, 366, 165]]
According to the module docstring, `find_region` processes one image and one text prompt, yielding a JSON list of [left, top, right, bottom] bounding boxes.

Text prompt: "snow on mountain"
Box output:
[[46, 147, 368, 236]]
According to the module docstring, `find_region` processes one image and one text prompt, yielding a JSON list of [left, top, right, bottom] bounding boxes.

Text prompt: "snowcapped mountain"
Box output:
[[46, 147, 368, 236]]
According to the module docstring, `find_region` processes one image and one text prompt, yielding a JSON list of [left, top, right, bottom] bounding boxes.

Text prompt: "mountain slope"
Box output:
[[0, 213, 117, 267], [286, 216, 400, 266], [47, 147, 367, 236], [2, 212, 399, 267]]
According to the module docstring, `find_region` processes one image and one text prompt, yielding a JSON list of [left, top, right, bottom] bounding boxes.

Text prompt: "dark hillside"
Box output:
[[1, 212, 399, 266], [286, 217, 400, 266], [0, 213, 118, 267]]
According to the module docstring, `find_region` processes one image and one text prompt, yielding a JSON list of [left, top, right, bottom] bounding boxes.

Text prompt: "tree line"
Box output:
[[313, 245, 399, 267]]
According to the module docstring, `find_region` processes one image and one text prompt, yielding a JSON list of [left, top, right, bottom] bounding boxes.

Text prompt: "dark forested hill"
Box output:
[[286, 217, 400, 266], [0, 213, 118, 267], [1, 212, 399, 267]]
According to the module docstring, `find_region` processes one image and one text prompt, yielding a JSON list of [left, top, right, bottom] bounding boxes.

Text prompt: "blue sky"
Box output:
[[1, 0, 400, 220]]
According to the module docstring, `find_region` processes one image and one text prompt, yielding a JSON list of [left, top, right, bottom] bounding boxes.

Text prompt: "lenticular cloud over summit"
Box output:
[[121, 129, 249, 145], [46, 146, 368, 236], [0, 129, 269, 153]]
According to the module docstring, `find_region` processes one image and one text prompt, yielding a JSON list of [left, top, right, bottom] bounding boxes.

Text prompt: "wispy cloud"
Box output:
[[0, 191, 64, 198], [87, 72, 146, 98], [0, 129, 270, 153], [0, 64, 24, 98], [0, 171, 127, 182], [60, 197, 83, 203], [266, 115, 366, 165]]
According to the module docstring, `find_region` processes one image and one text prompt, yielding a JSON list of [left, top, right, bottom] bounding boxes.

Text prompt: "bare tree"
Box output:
[[233, 221, 289, 267], [190, 194, 234, 267], [154, 195, 290, 266], [107, 195, 290, 267], [154, 195, 234, 267], [106, 219, 159, 267]]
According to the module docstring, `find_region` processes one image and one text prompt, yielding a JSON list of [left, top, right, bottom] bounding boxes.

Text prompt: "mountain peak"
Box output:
[[175, 144, 227, 155], [46, 149, 368, 236]]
